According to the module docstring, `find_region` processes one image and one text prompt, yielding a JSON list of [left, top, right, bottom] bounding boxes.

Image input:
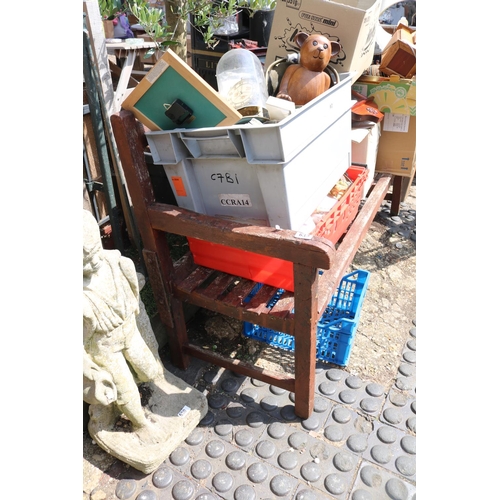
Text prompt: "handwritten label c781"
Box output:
[[210, 173, 240, 184]]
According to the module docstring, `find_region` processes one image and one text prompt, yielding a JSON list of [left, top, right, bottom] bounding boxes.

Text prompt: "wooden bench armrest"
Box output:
[[147, 202, 336, 270]]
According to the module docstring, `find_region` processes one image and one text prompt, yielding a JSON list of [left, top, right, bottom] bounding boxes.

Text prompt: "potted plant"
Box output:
[[123, 0, 241, 62], [244, 0, 276, 13], [241, 0, 276, 47], [199, 0, 242, 43], [98, 0, 122, 38], [126, 0, 175, 59]]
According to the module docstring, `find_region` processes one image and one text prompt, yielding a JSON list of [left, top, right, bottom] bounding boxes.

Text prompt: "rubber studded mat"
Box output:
[[91, 321, 416, 500]]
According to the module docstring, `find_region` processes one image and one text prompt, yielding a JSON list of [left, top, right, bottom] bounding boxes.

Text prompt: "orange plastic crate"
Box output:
[[311, 166, 368, 244], [188, 166, 368, 292]]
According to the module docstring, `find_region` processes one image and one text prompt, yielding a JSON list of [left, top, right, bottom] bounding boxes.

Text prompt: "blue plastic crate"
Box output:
[[242, 270, 370, 366], [324, 269, 370, 320]]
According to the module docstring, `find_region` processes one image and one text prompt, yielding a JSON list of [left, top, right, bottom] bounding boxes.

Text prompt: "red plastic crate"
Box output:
[[311, 166, 368, 244], [188, 239, 294, 291], [188, 166, 368, 292]]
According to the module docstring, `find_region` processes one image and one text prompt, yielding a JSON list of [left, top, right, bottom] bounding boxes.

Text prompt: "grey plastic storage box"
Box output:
[[179, 127, 245, 158], [186, 109, 351, 230], [144, 72, 353, 230], [145, 72, 352, 164], [160, 159, 206, 214], [145, 128, 191, 164], [241, 72, 352, 163]]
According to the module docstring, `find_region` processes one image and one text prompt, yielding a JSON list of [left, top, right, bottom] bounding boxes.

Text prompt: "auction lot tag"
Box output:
[[178, 405, 191, 417], [218, 194, 252, 207]]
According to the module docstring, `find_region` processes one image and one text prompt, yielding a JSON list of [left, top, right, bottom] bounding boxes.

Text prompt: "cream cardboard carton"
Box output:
[[351, 122, 380, 197], [264, 0, 382, 82]]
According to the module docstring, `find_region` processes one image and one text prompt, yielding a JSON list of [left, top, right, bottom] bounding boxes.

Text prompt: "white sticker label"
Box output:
[[218, 194, 252, 207], [178, 405, 191, 417], [382, 113, 410, 133], [294, 231, 313, 240]]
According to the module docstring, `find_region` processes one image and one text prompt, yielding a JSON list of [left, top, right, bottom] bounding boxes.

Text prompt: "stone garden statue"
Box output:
[[83, 209, 207, 473], [83, 208, 161, 429]]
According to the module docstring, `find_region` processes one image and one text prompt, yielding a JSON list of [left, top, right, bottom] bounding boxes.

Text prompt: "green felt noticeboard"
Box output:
[[122, 49, 242, 131], [135, 66, 226, 129]]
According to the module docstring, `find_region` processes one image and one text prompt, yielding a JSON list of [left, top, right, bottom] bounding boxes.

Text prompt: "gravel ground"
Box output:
[[342, 180, 416, 388]]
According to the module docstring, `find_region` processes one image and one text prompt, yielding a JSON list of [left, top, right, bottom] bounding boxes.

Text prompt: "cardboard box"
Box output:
[[352, 75, 416, 115], [352, 75, 416, 177], [264, 0, 382, 82], [401, 168, 415, 201], [376, 114, 416, 177], [351, 122, 380, 197], [379, 25, 416, 78]]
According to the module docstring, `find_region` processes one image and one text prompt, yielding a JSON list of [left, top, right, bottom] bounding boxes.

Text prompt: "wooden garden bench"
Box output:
[[111, 110, 391, 419]]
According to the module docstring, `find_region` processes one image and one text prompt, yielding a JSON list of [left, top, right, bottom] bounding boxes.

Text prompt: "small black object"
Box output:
[[164, 99, 195, 126]]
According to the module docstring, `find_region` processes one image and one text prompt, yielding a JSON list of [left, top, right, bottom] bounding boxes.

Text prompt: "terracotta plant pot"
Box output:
[[103, 19, 115, 39]]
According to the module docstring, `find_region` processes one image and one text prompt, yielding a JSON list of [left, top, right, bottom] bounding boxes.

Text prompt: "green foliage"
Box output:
[[113, 0, 275, 57], [240, 0, 276, 13], [186, 0, 242, 49], [101, 0, 277, 55], [125, 0, 243, 52], [140, 279, 158, 318], [98, 0, 122, 19], [126, 0, 176, 52]]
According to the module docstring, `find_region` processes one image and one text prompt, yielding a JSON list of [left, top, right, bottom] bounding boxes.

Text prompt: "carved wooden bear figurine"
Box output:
[[276, 32, 341, 106]]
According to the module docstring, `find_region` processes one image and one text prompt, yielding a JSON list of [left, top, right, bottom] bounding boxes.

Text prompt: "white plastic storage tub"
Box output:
[[160, 159, 207, 214], [186, 157, 271, 227], [240, 72, 352, 163], [145, 72, 352, 165], [178, 127, 245, 158], [145, 129, 191, 164], [258, 110, 351, 229], [185, 109, 351, 230]]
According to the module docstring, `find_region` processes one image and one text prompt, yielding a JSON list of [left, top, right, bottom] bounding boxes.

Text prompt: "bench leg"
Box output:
[[143, 249, 191, 370], [292, 264, 320, 419], [390, 175, 403, 216]]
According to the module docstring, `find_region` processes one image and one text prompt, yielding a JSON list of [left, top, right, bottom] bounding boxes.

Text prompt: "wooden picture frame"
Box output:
[[122, 49, 242, 131]]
